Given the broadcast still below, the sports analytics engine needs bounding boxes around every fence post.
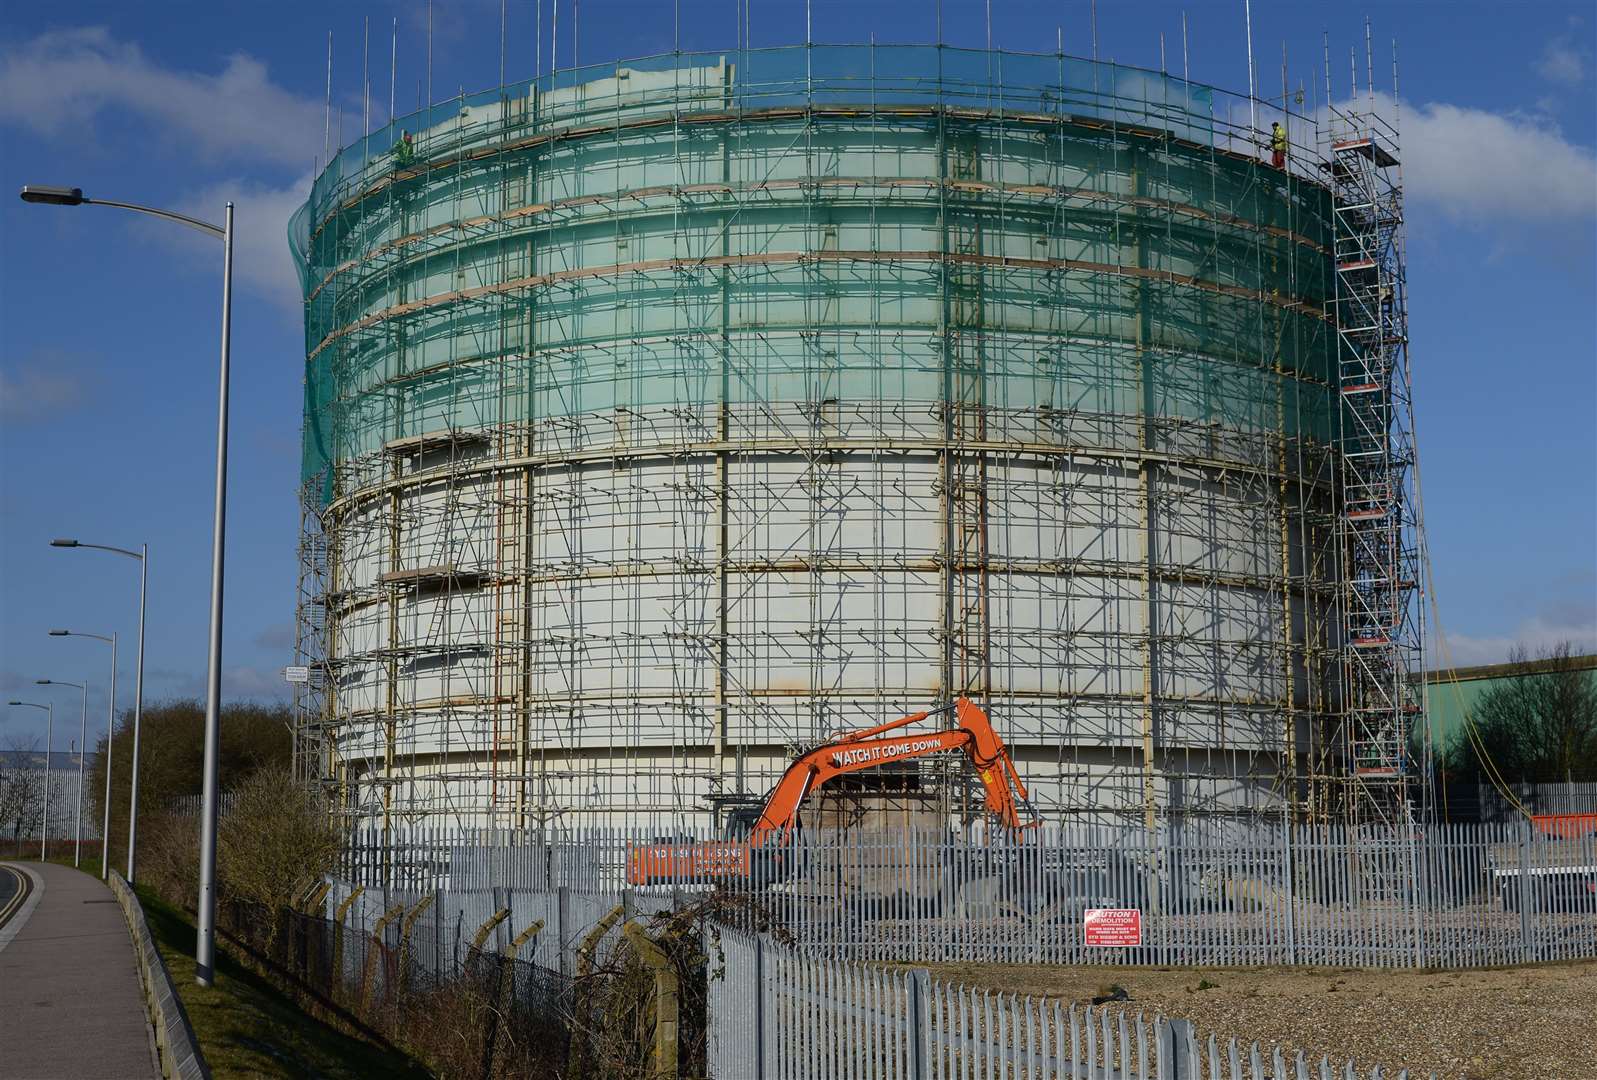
[557,886,572,978]
[1283,819,1297,966]
[361,902,407,1015]
[908,967,930,1080]
[1408,829,1425,969]
[1157,822,1169,966]
[397,894,434,994]
[331,885,365,1003]
[471,907,512,952]
[622,921,679,1080]
[485,918,546,1080]
[430,888,441,984]
[1160,1017,1194,1079]
[1518,819,1533,963]
[752,934,766,1080]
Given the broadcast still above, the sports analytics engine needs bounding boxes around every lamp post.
[23,184,234,985]
[52,540,147,882]
[6,701,52,859]
[50,630,116,878]
[37,679,89,867]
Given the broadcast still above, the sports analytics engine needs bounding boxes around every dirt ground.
[922,959,1597,1079]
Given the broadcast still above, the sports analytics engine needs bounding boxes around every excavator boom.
[627,697,1031,885]
[747,697,1028,845]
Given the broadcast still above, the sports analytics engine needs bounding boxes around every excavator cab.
[720,803,766,841]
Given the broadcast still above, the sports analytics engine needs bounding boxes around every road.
[0,862,29,928]
[0,861,158,1079]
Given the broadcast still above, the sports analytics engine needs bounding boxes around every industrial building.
[1424,652,1597,779]
[290,42,1423,833]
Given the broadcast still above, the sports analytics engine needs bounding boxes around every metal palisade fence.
[315,880,1431,1079]
[341,819,1597,970]
[319,876,677,982]
[706,925,1435,1080]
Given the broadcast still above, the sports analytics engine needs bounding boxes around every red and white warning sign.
[1083,907,1143,947]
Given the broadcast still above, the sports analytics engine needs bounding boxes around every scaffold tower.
[1324,100,1423,824]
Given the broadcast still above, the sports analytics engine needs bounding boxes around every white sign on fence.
[283,666,310,684]
[1084,907,1143,947]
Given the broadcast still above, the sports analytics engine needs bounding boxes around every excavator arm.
[626,697,1030,886]
[746,697,1031,845]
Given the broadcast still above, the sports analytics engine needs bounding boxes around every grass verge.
[134,886,430,1079]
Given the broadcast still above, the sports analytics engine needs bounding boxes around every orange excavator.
[627,697,1033,886]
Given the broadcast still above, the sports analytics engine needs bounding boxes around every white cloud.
[1216,90,1592,231]
[151,173,314,313]
[0,351,94,424]
[1438,614,1597,669]
[0,27,322,169]
[1342,92,1597,226]
[0,27,320,311]
[1536,26,1591,87]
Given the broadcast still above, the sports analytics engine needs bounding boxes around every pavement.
[0,861,159,1080]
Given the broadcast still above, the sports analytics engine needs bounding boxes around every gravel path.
[923,959,1597,1079]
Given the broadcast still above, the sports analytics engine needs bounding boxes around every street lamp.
[52,540,147,882]
[50,630,116,879]
[23,184,234,986]
[18,186,84,205]
[36,679,89,868]
[7,700,53,860]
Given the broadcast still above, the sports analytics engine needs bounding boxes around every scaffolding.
[1324,94,1423,824]
[287,43,1392,834]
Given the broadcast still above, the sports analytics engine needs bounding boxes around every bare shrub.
[560,892,771,1079]
[217,765,343,930]
[0,736,46,855]
[139,811,200,910]
[88,698,293,875]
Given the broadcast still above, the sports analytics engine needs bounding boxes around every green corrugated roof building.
[1422,652,1597,761]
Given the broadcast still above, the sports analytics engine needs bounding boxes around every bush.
[139,811,200,910]
[218,766,343,925]
[89,698,294,876]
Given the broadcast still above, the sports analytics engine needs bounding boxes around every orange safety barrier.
[1532,813,1597,838]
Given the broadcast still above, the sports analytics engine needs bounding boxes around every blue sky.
[2,0,1594,748]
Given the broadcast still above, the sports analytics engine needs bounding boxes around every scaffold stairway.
[1325,106,1423,824]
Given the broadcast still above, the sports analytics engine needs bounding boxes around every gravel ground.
[922,959,1597,1079]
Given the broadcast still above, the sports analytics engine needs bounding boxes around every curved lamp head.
[20,186,84,206]
[48,629,69,637]
[51,539,80,548]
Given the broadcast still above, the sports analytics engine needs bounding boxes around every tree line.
[1435,641,1597,787]
[2,698,342,915]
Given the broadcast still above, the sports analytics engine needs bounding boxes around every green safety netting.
[291,44,1333,507]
